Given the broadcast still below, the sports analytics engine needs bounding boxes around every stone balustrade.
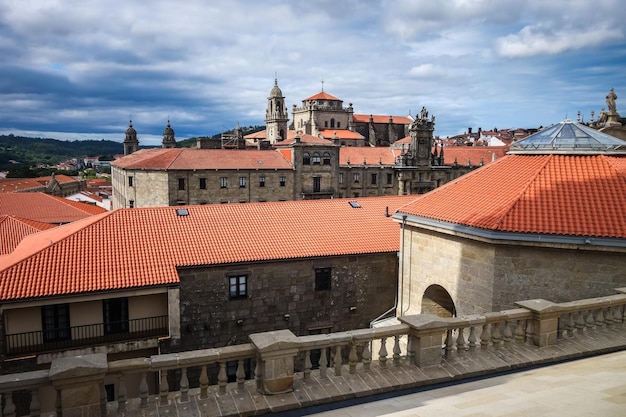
[2,289,626,417]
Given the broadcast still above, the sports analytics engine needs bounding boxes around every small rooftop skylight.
[349,201,361,208]
[176,208,189,216]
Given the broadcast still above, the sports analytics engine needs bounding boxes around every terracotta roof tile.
[274,133,333,146]
[398,154,626,238]
[0,215,55,255]
[318,129,365,140]
[0,193,106,224]
[353,114,413,125]
[0,196,416,301]
[442,146,508,166]
[303,91,342,101]
[112,148,293,170]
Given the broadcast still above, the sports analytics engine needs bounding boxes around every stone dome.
[125,120,137,136]
[269,78,283,98]
[163,120,175,136]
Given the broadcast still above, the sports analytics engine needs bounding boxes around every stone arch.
[421,284,456,318]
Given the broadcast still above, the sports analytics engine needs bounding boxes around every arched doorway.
[421,285,456,317]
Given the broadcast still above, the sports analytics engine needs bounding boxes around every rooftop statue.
[606,88,617,113]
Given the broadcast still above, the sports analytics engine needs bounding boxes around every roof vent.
[176,208,189,216]
[348,201,361,208]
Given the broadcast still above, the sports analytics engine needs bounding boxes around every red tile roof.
[442,146,508,166]
[274,133,333,146]
[397,154,626,238]
[0,196,417,301]
[318,129,365,140]
[111,148,293,170]
[340,147,398,165]
[303,91,342,101]
[0,178,45,192]
[0,215,55,255]
[353,114,413,125]
[0,193,107,224]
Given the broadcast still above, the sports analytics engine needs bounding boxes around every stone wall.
[170,253,398,353]
[401,225,626,317]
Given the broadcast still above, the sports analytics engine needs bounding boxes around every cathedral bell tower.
[265,78,289,143]
[409,107,435,166]
[162,120,176,148]
[123,119,139,155]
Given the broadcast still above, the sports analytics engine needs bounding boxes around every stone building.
[393,120,626,317]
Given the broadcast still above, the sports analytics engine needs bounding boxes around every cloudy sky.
[1,0,625,146]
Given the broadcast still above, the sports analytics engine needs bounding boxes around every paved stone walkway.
[295,350,626,416]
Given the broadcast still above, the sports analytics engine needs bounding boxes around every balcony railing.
[4,315,168,356]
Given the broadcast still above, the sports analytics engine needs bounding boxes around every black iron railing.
[5,316,168,356]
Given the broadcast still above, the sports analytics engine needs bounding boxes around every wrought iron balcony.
[4,315,168,356]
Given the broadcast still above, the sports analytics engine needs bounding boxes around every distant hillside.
[178,125,266,148]
[0,134,123,171]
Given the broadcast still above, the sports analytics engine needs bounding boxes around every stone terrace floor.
[113,325,626,417]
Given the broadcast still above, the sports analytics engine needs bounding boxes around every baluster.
[575,311,586,334]
[379,337,388,368]
[557,315,565,339]
[218,362,227,395]
[468,325,477,349]
[525,319,534,342]
[586,309,595,329]
[199,365,209,399]
[319,347,328,378]
[334,345,343,376]
[514,320,526,343]
[362,341,372,371]
[393,335,402,366]
[304,350,312,382]
[159,369,169,406]
[566,313,575,337]
[480,323,490,350]
[614,305,623,324]
[118,374,128,411]
[180,367,189,402]
[456,327,466,352]
[4,392,16,417]
[491,322,502,349]
[349,343,358,374]
[596,308,605,327]
[236,359,246,390]
[604,307,614,326]
[406,335,415,365]
[255,358,263,390]
[138,372,149,407]
[30,388,41,417]
[503,321,513,346]
[444,329,454,356]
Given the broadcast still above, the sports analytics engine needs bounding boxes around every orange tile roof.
[318,129,365,140]
[274,133,333,146]
[353,114,413,125]
[0,193,106,224]
[0,196,417,301]
[0,178,45,192]
[442,146,508,166]
[340,147,398,166]
[303,91,342,101]
[397,154,626,239]
[0,215,55,255]
[112,148,293,170]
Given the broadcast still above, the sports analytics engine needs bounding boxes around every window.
[313,176,321,192]
[280,176,286,187]
[354,173,360,183]
[387,173,393,185]
[239,177,246,188]
[323,152,331,165]
[324,121,328,127]
[303,153,311,165]
[103,298,129,335]
[312,152,321,165]
[229,275,247,299]
[339,173,343,184]
[220,177,227,188]
[330,118,335,128]
[199,178,206,190]
[371,173,377,185]
[128,176,133,187]
[259,175,265,187]
[315,268,332,291]
[42,304,70,342]
[337,122,341,128]
[178,178,185,191]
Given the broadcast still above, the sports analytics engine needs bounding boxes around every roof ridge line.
[492,154,554,230]
[166,148,186,169]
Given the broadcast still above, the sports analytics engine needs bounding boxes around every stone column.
[249,329,299,395]
[48,354,108,417]
[515,299,560,347]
